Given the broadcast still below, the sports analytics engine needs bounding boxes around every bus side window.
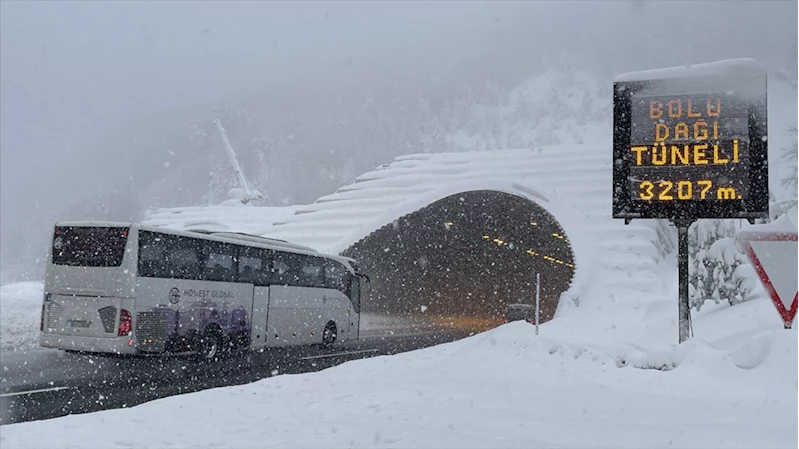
[138,231,167,278]
[167,237,202,280]
[202,242,235,282]
[324,260,347,294]
[299,256,324,288]
[271,254,291,286]
[238,251,263,284]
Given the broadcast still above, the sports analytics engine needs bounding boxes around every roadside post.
[535,272,540,336]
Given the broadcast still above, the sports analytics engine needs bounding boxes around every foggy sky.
[1,1,796,258]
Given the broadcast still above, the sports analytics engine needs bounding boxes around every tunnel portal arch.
[342,189,575,330]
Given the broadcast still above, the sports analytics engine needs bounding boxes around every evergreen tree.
[688,219,752,310]
[779,126,798,213]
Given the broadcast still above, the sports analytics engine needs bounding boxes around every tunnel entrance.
[342,190,575,333]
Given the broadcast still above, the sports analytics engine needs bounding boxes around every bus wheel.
[197,328,223,362]
[322,321,337,347]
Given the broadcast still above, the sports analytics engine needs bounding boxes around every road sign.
[612,58,769,222]
[736,216,798,329]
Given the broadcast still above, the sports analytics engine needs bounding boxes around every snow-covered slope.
[3,292,794,449]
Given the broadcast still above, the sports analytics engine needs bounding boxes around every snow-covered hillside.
[2,289,794,449]
[143,65,796,312]
[0,282,43,353]
[446,66,797,204]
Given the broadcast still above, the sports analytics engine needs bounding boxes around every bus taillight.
[118,309,132,336]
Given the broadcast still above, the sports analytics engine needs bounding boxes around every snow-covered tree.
[779,126,798,213]
[688,220,753,310]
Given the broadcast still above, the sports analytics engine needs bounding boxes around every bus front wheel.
[322,321,337,347]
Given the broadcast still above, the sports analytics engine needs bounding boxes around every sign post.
[535,272,540,336]
[612,59,769,343]
[675,219,693,342]
[736,216,798,329]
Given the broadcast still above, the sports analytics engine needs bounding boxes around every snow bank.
[0,282,43,353]
[2,291,795,449]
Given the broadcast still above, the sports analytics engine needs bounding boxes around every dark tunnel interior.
[342,190,575,332]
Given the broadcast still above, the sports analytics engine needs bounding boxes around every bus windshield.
[51,226,130,267]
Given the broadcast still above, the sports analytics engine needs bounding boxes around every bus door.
[349,275,362,340]
[239,248,269,350]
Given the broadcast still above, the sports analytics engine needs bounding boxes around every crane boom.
[213,119,262,204]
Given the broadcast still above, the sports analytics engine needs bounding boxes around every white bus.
[39,222,368,361]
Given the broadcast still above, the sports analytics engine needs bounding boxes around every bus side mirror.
[360,274,372,292]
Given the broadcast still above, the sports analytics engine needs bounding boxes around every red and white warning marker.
[736,215,798,329]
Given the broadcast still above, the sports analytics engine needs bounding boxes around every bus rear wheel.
[196,328,224,362]
[322,322,337,347]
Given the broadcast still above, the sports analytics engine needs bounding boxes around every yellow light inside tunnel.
[483,235,490,240]
[444,222,453,226]
[552,233,564,239]
[565,263,574,268]
[530,222,537,226]
[493,239,504,245]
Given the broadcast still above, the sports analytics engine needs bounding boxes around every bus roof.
[53,221,357,271]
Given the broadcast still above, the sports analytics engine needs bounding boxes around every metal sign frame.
[612,77,769,222]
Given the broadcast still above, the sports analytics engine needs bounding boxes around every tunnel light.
[565,263,574,268]
[444,222,453,226]
[552,233,564,239]
[483,235,490,239]
[493,239,504,245]
[530,222,537,226]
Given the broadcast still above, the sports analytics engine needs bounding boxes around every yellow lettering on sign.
[687,100,701,118]
[706,98,721,117]
[667,99,683,118]
[693,144,708,165]
[674,123,689,140]
[671,145,689,165]
[658,181,674,200]
[693,120,708,140]
[655,123,669,141]
[698,180,713,199]
[652,143,667,166]
[717,187,737,200]
[632,146,648,166]
[677,181,692,200]
[639,181,655,200]
[713,144,728,164]
[649,101,663,119]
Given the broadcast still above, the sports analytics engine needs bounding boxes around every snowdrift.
[2,291,795,449]
[0,282,44,353]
